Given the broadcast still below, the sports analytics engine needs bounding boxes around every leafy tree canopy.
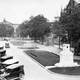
[0,23,14,37]
[17,15,51,40]
[28,15,51,40]
[59,2,80,44]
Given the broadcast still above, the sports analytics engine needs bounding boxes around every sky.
[0,0,79,24]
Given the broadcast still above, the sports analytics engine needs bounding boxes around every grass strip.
[25,50,80,75]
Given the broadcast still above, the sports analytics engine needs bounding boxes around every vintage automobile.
[0,42,24,80]
[0,45,6,57]
[5,42,10,48]
[5,65,24,80]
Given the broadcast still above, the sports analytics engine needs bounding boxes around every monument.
[27,35,31,40]
[55,44,78,67]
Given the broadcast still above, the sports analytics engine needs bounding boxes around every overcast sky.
[0,0,79,24]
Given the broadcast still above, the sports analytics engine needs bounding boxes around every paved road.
[6,43,80,80]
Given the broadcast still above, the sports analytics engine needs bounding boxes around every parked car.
[0,44,6,57]
[5,42,10,48]
[5,65,24,80]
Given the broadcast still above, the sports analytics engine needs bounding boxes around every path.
[5,42,80,80]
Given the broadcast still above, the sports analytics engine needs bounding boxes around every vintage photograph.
[0,0,80,80]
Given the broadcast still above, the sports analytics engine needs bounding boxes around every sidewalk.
[35,43,61,55]
[6,43,80,80]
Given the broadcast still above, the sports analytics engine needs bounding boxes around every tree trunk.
[59,36,60,49]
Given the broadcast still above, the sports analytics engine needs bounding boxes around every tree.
[18,15,51,41]
[59,0,80,45]
[17,14,51,43]
[0,24,6,37]
[0,23,14,37]
[17,21,29,37]
[28,15,51,42]
[51,21,65,48]
[59,0,80,55]
[5,24,14,37]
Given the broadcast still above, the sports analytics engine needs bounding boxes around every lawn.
[49,66,80,75]
[19,46,39,49]
[25,50,80,75]
[11,41,26,46]
[25,50,59,66]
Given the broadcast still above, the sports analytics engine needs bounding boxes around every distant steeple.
[66,0,76,9]
[63,0,77,14]
[60,0,79,17]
